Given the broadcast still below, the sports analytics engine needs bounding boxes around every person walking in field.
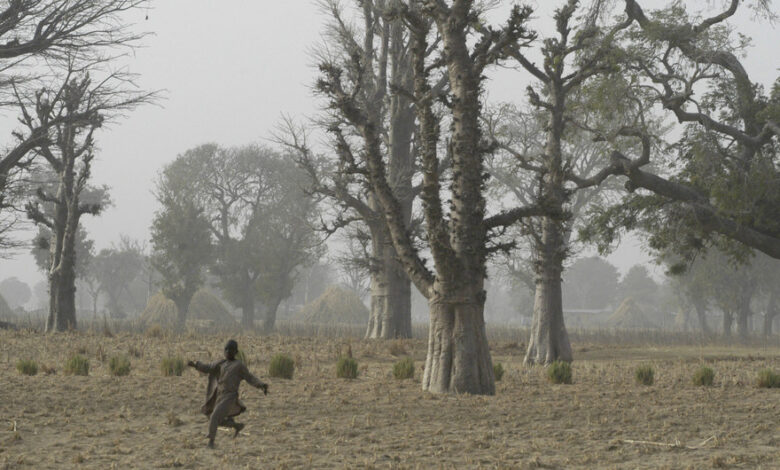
[188,339,268,448]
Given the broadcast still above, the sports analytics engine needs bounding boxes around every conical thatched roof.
[608,297,658,329]
[293,285,368,325]
[140,289,237,328]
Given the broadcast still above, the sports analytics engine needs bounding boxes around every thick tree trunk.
[423,286,494,395]
[764,293,777,336]
[525,219,572,365]
[262,295,284,333]
[173,294,192,330]
[240,284,255,329]
[366,230,412,339]
[46,204,79,332]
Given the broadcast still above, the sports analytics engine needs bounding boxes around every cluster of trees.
[150,144,322,331]
[292,0,779,395]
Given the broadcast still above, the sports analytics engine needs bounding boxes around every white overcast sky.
[1,0,778,287]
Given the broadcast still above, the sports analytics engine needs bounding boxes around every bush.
[269,354,295,379]
[493,362,505,382]
[692,366,714,386]
[336,356,358,379]
[236,349,249,366]
[65,354,89,376]
[635,364,654,386]
[161,356,185,377]
[393,357,415,380]
[757,369,780,388]
[109,355,131,377]
[16,359,38,376]
[547,360,572,384]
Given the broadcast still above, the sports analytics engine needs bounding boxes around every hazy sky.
[1,0,778,288]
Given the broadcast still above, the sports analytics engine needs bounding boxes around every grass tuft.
[336,356,358,379]
[160,356,185,377]
[65,354,89,376]
[392,357,415,380]
[756,369,780,388]
[269,353,295,379]
[108,355,131,376]
[547,360,573,384]
[692,366,714,386]
[16,359,38,376]
[493,362,505,382]
[635,364,655,386]
[236,349,249,366]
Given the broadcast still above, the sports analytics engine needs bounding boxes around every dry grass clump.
[108,355,131,376]
[692,366,715,386]
[635,364,655,386]
[388,340,407,357]
[160,356,185,377]
[145,323,166,338]
[336,356,359,379]
[16,359,38,376]
[65,354,89,376]
[547,361,572,384]
[392,357,415,380]
[756,369,780,388]
[269,353,295,379]
[493,362,505,382]
[236,349,249,366]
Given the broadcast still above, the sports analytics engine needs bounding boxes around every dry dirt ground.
[1,329,779,469]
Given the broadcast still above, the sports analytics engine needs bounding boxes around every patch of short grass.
[547,360,572,384]
[65,354,89,376]
[336,356,358,379]
[16,359,38,376]
[236,349,249,366]
[756,369,780,388]
[160,356,185,377]
[692,366,714,386]
[635,364,654,386]
[108,355,131,377]
[392,357,415,380]
[268,353,295,379]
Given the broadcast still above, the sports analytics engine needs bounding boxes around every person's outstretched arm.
[188,360,221,374]
[240,363,268,394]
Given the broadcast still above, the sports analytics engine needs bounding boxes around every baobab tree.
[316,1,543,394]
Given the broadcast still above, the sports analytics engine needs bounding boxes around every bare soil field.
[1,329,779,469]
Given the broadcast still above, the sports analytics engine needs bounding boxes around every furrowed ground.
[1,328,779,469]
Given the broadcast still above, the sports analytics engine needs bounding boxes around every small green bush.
[236,349,249,366]
[692,366,714,386]
[493,362,505,382]
[757,369,780,388]
[65,354,89,376]
[269,353,295,379]
[161,356,185,377]
[547,360,572,384]
[635,364,655,386]
[16,359,38,376]
[109,355,131,377]
[336,356,358,379]
[393,357,415,380]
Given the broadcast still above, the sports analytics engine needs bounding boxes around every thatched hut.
[608,297,658,329]
[140,289,238,329]
[293,285,368,325]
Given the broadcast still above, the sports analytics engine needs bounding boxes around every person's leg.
[207,398,233,447]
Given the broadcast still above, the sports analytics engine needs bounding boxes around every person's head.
[224,339,238,360]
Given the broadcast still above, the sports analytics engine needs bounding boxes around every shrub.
[692,366,714,386]
[65,354,89,376]
[336,356,358,379]
[109,355,131,377]
[635,364,654,386]
[493,362,505,382]
[16,359,38,376]
[393,357,415,380]
[161,356,185,377]
[269,354,295,379]
[236,349,249,366]
[547,361,572,384]
[757,369,780,388]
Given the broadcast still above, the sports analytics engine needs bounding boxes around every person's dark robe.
[194,359,266,418]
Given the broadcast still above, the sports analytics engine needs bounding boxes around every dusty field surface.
[1,329,779,469]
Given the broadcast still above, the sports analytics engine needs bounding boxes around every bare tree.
[23,66,152,332]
